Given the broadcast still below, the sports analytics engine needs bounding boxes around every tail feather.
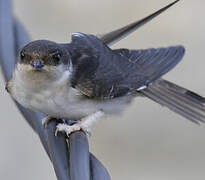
[142,79,205,124]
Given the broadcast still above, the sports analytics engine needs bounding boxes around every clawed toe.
[43,111,103,137]
[54,123,92,137]
[55,123,81,137]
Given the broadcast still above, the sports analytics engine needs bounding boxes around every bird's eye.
[20,51,25,59]
[52,53,62,64]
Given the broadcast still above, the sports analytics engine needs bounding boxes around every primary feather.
[142,80,205,124]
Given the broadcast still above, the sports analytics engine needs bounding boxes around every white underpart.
[55,111,104,136]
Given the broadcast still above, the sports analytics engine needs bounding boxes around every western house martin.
[6,0,205,136]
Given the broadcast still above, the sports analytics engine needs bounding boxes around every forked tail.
[142,79,205,124]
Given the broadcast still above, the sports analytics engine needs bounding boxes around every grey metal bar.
[0,0,16,79]
[69,131,90,180]
[46,120,71,180]
[14,19,31,55]
[90,154,111,180]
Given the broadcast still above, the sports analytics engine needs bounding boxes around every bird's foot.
[55,122,91,137]
[55,110,104,137]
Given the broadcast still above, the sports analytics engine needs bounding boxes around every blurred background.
[1,0,205,179]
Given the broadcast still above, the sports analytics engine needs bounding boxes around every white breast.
[9,70,97,119]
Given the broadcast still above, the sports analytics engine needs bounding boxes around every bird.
[6,0,205,136]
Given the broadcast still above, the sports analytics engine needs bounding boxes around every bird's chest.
[11,81,97,119]
[12,82,63,111]
[26,88,64,114]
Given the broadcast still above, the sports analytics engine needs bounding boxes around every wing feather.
[70,33,185,99]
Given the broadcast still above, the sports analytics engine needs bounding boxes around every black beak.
[31,60,44,69]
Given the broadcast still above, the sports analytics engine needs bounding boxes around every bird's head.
[16,40,72,86]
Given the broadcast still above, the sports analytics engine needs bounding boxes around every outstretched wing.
[70,33,185,99]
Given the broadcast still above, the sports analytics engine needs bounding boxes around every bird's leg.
[55,111,104,137]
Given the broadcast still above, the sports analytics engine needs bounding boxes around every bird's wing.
[70,33,185,99]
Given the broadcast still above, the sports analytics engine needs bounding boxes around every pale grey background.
[1,0,205,179]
